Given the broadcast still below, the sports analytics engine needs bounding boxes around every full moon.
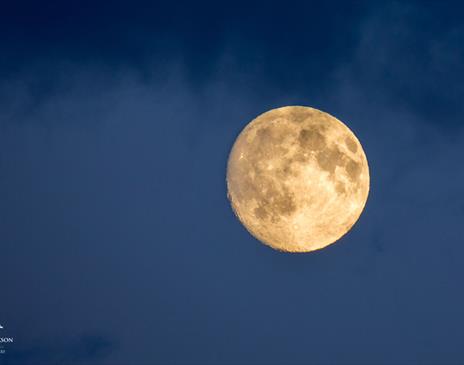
[226,106,370,253]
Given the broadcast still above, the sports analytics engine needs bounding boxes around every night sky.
[2,1,464,364]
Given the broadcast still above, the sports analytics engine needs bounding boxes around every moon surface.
[226,106,369,253]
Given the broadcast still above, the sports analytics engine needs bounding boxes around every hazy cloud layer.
[6,334,117,365]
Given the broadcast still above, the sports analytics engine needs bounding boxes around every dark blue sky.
[1,1,464,364]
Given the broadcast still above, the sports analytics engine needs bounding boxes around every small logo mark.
[0,324,13,355]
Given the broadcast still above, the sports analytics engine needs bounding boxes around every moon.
[226,106,369,253]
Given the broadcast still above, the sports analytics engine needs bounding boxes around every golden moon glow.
[226,106,370,253]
